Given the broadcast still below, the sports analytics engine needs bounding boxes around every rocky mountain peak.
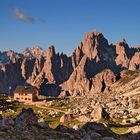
[114,38,132,68]
[22,46,47,59]
[82,30,109,59]
[93,29,101,36]
[0,50,21,64]
[116,38,130,53]
[0,29,140,96]
[120,38,127,44]
[47,45,56,59]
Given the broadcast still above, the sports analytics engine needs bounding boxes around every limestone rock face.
[0,29,139,96]
[0,59,25,93]
[129,52,140,70]
[115,39,130,68]
[21,58,36,80]
[32,46,73,86]
[30,46,73,97]
[27,56,45,84]
[110,70,140,96]
[81,30,117,69]
[90,69,116,94]
[61,68,116,96]
[71,43,84,69]
[61,56,90,96]
[82,30,109,60]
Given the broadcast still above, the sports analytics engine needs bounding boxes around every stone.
[82,30,109,59]
[80,107,90,114]
[1,116,14,129]
[102,137,116,140]
[60,114,73,123]
[90,132,102,139]
[128,126,140,133]
[14,108,38,130]
[136,115,140,121]
[129,118,136,124]
[81,134,92,140]
[73,125,79,130]
[90,69,116,93]
[122,119,127,124]
[76,115,90,123]
[59,91,71,98]
[129,52,140,70]
[38,118,49,128]
[91,105,109,121]
[115,39,130,68]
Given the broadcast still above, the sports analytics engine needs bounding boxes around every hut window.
[25,98,27,100]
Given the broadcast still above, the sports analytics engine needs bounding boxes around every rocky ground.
[1,95,140,140]
[0,107,140,140]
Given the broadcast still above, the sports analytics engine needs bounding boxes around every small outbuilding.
[14,86,39,103]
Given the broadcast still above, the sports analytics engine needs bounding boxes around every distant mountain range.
[0,30,140,96]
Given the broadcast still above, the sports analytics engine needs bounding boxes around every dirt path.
[25,101,67,113]
[40,106,66,113]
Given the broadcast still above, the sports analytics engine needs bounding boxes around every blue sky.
[0,0,140,55]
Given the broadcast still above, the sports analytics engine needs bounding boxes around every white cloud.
[14,8,35,24]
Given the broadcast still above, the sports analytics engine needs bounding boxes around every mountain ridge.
[0,29,139,96]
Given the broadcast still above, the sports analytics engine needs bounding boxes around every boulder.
[128,126,140,133]
[76,115,90,123]
[38,118,49,128]
[60,114,73,123]
[91,105,109,121]
[73,124,79,130]
[14,108,38,130]
[1,116,14,129]
[82,122,117,138]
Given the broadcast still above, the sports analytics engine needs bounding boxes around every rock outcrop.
[91,105,110,121]
[61,68,116,96]
[114,39,130,68]
[129,52,140,70]
[90,69,116,94]
[61,55,90,96]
